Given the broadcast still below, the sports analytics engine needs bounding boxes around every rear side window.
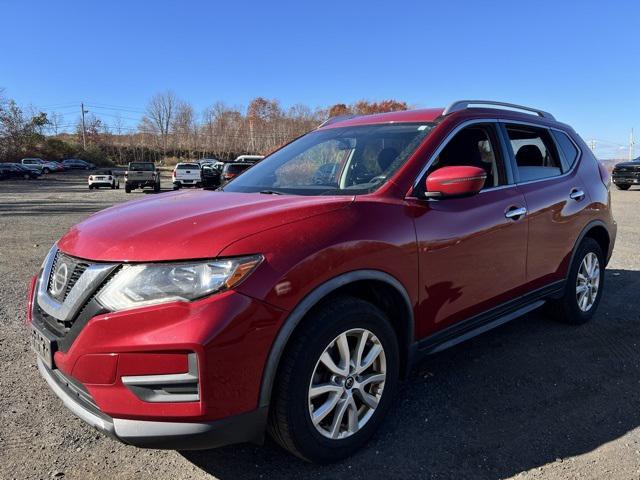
[505,125,563,182]
[551,130,579,170]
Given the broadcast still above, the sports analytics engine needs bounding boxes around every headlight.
[96,255,262,311]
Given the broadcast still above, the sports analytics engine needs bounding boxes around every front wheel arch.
[258,270,414,410]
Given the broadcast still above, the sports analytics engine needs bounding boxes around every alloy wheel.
[576,252,600,312]
[308,328,386,440]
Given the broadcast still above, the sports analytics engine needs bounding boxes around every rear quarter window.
[551,130,580,170]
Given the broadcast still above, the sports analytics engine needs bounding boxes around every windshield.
[223,123,433,195]
[129,163,155,171]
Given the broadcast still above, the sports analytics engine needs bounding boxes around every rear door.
[411,121,529,337]
[500,122,588,289]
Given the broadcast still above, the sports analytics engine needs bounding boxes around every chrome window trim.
[409,117,585,198]
[37,245,118,322]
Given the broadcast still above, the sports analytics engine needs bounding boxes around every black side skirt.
[411,280,565,362]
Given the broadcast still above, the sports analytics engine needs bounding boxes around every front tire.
[548,237,604,325]
[268,296,399,463]
[125,183,131,193]
[615,184,631,190]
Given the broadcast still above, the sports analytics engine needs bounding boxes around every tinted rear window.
[177,164,199,169]
[226,164,250,174]
[129,163,154,171]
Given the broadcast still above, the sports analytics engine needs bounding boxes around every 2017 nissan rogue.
[27,100,616,463]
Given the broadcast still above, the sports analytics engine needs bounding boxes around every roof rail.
[442,100,555,120]
[318,114,358,128]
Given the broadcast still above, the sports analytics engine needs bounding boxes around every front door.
[410,122,529,339]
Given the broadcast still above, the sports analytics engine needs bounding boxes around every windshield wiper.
[259,190,284,195]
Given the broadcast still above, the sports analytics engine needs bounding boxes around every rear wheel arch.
[570,221,611,268]
[258,270,414,409]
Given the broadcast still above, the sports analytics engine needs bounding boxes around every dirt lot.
[1,172,639,480]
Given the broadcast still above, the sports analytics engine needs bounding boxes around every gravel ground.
[1,172,639,480]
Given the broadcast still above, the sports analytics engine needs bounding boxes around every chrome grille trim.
[37,246,118,322]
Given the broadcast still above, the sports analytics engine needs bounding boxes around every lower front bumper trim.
[37,358,267,450]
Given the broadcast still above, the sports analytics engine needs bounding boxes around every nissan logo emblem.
[50,263,68,297]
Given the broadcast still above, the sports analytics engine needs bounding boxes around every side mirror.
[424,166,486,199]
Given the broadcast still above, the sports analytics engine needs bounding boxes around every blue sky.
[1,0,638,158]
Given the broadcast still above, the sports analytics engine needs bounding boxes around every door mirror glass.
[425,166,486,198]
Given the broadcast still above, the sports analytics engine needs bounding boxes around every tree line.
[0,89,409,165]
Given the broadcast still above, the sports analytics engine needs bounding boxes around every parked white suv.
[235,155,265,163]
[172,162,202,189]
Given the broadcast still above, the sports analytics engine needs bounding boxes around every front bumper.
[612,173,640,184]
[29,246,287,449]
[37,358,267,449]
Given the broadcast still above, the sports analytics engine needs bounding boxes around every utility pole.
[589,140,596,152]
[629,128,635,161]
[80,102,88,150]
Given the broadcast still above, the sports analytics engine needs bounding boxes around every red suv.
[27,100,616,463]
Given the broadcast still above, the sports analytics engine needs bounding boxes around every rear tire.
[615,184,631,190]
[268,296,399,463]
[547,237,604,325]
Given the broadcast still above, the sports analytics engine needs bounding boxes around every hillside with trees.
[0,89,409,166]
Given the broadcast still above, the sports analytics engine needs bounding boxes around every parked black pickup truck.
[612,158,640,190]
[124,162,161,193]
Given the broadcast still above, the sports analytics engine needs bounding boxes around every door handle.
[569,189,585,201]
[505,206,527,220]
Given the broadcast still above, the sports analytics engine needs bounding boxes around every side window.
[505,125,563,182]
[427,124,506,189]
[551,130,579,170]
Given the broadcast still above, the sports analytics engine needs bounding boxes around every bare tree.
[75,113,104,145]
[48,112,64,135]
[140,91,178,158]
[171,101,197,155]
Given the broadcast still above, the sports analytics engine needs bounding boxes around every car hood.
[57,190,353,261]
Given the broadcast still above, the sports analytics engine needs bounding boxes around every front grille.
[46,252,90,301]
[64,262,89,299]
